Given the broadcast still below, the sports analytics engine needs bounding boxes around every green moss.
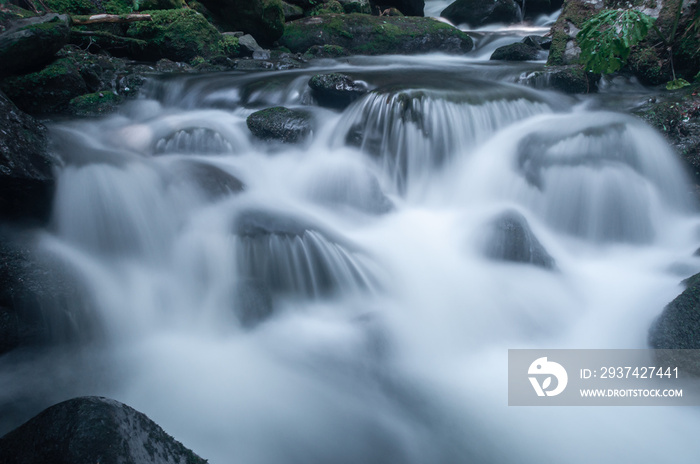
[68,91,123,116]
[43,0,99,15]
[221,34,239,57]
[103,0,134,14]
[310,0,344,15]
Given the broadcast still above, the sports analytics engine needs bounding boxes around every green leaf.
[666,78,691,90]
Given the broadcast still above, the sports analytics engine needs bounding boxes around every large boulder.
[246,106,314,143]
[440,0,520,27]
[308,73,368,109]
[370,0,424,16]
[195,0,285,45]
[515,0,564,19]
[280,13,473,55]
[483,211,555,269]
[0,396,208,464]
[0,90,54,223]
[518,64,597,94]
[125,9,239,62]
[0,13,70,77]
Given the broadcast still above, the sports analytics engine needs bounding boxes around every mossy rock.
[136,0,184,10]
[440,0,519,27]
[309,0,344,15]
[246,106,314,143]
[303,43,350,59]
[308,72,368,108]
[0,13,71,76]
[0,56,88,115]
[126,9,236,62]
[195,0,285,45]
[546,0,601,66]
[490,43,541,61]
[281,13,473,55]
[339,0,371,14]
[42,0,101,15]
[67,91,124,117]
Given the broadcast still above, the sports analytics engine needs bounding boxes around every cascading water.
[2,51,700,464]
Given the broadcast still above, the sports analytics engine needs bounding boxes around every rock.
[0,396,208,464]
[67,91,124,117]
[42,0,101,15]
[247,106,314,143]
[308,73,368,109]
[490,42,541,61]
[338,0,372,14]
[0,57,88,115]
[440,0,520,27]
[137,0,184,9]
[546,0,604,67]
[303,44,350,59]
[649,273,700,374]
[519,65,596,94]
[168,160,245,200]
[632,85,700,187]
[281,0,305,20]
[281,13,473,55]
[522,35,551,50]
[0,90,55,223]
[516,0,564,19]
[238,33,265,57]
[0,13,70,77]
[196,0,285,46]
[125,9,238,62]
[309,0,345,14]
[483,211,555,269]
[370,0,424,16]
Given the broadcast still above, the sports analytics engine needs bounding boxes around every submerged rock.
[247,106,314,143]
[0,396,208,464]
[308,73,368,109]
[280,13,473,55]
[483,211,555,269]
[490,43,541,61]
[0,90,54,223]
[441,0,520,27]
[0,13,70,77]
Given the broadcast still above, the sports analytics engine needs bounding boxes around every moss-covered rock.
[67,91,124,117]
[0,56,88,115]
[490,42,541,61]
[137,0,184,10]
[0,396,209,464]
[247,106,314,143]
[282,0,305,20]
[43,0,101,15]
[281,13,473,55]
[303,43,350,59]
[522,65,597,93]
[0,13,70,77]
[309,0,344,15]
[441,0,520,27]
[546,0,602,66]
[370,0,424,16]
[339,0,371,14]
[125,9,237,62]
[196,0,285,45]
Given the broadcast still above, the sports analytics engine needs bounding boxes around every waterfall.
[2,53,699,464]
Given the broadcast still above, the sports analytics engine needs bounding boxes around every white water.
[3,54,700,463]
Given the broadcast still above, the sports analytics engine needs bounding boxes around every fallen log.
[72,14,152,25]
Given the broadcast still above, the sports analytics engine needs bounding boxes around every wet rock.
[441,0,520,27]
[0,396,208,464]
[516,0,564,19]
[281,0,305,20]
[370,0,424,16]
[169,160,245,200]
[519,65,597,94]
[483,211,555,269]
[67,91,123,117]
[247,106,314,143]
[308,73,368,109]
[0,90,54,223]
[238,33,265,57]
[490,43,541,61]
[522,35,551,50]
[303,44,350,59]
[137,0,184,9]
[0,57,88,115]
[339,0,372,14]
[649,272,700,374]
[281,13,473,55]
[196,0,285,46]
[0,13,70,77]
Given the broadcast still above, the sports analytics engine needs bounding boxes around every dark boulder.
[0,396,207,464]
[238,33,265,57]
[281,0,305,20]
[0,90,54,223]
[339,0,372,14]
[483,211,555,269]
[370,0,424,16]
[516,0,564,19]
[168,160,245,200]
[303,44,350,59]
[649,272,700,374]
[522,35,551,50]
[441,0,520,27]
[519,65,596,94]
[0,13,70,77]
[195,0,285,46]
[490,42,541,61]
[247,106,314,143]
[0,57,88,116]
[281,13,473,55]
[308,73,368,109]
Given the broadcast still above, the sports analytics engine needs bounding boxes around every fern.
[577,9,656,74]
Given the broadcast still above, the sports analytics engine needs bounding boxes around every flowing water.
[2,24,700,464]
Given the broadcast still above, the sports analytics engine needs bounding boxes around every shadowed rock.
[441,0,520,27]
[0,396,207,464]
[484,211,555,269]
[0,14,70,77]
[308,73,368,109]
[246,106,313,143]
[490,43,541,61]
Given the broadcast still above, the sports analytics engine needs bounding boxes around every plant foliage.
[577,9,656,74]
[666,78,690,90]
